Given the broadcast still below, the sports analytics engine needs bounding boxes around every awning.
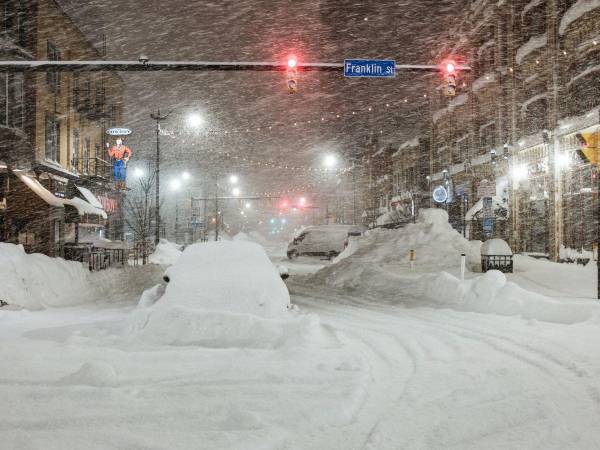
[92,238,128,249]
[76,186,105,210]
[14,172,107,219]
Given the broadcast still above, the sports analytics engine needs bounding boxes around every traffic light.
[576,131,600,168]
[444,61,457,97]
[286,55,298,94]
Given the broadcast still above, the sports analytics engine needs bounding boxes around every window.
[72,72,80,109]
[45,113,60,162]
[480,122,496,151]
[46,41,61,93]
[9,72,24,129]
[522,97,548,135]
[83,78,91,110]
[72,129,80,169]
[0,73,6,126]
[83,138,90,173]
[95,80,104,109]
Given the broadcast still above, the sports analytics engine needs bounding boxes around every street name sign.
[483,217,494,234]
[344,59,396,78]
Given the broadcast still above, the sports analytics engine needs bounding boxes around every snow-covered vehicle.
[287,225,362,259]
[161,240,291,317]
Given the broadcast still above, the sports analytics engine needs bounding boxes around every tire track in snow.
[290,282,600,448]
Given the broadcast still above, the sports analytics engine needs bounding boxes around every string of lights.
[249,182,322,197]
[161,98,418,139]
[179,145,354,173]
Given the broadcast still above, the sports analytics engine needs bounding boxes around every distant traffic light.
[576,131,600,168]
[286,55,298,94]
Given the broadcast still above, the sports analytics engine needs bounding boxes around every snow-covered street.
[3,243,600,449]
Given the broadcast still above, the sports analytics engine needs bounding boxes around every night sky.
[60,0,459,196]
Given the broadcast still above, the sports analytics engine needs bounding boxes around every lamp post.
[150,108,203,245]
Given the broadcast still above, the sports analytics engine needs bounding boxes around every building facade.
[0,0,125,257]
[424,0,600,260]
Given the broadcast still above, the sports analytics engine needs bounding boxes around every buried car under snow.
[160,241,291,318]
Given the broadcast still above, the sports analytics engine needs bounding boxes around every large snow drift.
[307,209,599,324]
[311,209,481,293]
[148,239,182,265]
[424,270,599,324]
[0,243,94,309]
[128,241,320,348]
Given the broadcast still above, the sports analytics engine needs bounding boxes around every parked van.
[287,225,362,259]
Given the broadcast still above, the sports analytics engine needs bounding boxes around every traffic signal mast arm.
[0,60,472,73]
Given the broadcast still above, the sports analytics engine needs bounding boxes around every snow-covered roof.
[15,172,67,208]
[92,238,128,249]
[481,239,512,256]
[15,172,107,219]
[516,34,547,65]
[559,0,600,35]
[67,197,108,219]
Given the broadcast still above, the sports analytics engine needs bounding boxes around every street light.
[229,175,239,184]
[324,154,337,169]
[181,171,191,181]
[170,178,182,191]
[187,113,204,128]
[232,187,241,197]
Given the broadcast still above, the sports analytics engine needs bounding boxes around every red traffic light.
[287,56,297,69]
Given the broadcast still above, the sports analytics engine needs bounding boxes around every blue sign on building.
[483,217,494,234]
[344,59,396,78]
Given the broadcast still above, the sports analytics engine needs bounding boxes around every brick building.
[0,0,125,257]
[424,0,600,260]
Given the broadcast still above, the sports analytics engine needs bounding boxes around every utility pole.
[150,109,169,245]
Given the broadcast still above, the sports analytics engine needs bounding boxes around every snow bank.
[127,307,321,348]
[481,239,512,256]
[0,243,94,310]
[422,270,599,324]
[312,209,481,292]
[127,241,321,348]
[148,239,182,265]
